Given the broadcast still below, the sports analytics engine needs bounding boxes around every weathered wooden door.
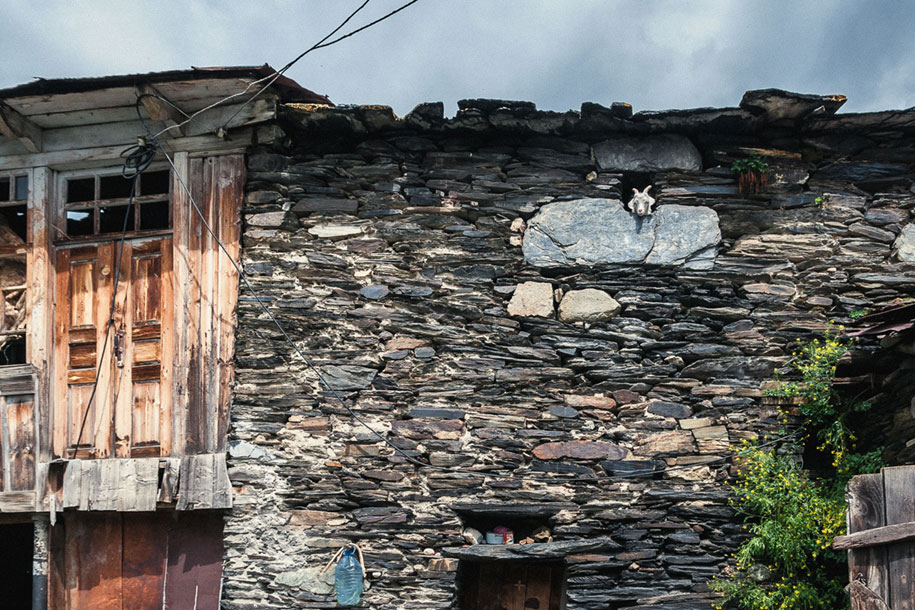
[48,512,224,610]
[461,562,565,610]
[53,237,173,458]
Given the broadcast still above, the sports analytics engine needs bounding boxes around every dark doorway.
[0,523,34,607]
[460,561,565,610]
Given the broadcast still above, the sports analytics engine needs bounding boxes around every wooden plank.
[91,242,113,458]
[0,100,43,152]
[6,395,35,490]
[158,458,180,503]
[846,474,888,606]
[0,124,283,171]
[170,152,190,457]
[200,157,218,452]
[835,520,915,550]
[548,564,564,610]
[61,459,81,508]
[0,490,36,511]
[526,563,553,610]
[164,512,225,610]
[212,451,232,509]
[0,395,9,492]
[52,248,71,457]
[122,513,168,610]
[177,453,213,510]
[48,520,67,610]
[184,158,205,454]
[849,579,892,610]
[883,466,915,610]
[113,240,133,458]
[67,514,123,610]
[28,166,53,463]
[214,154,244,453]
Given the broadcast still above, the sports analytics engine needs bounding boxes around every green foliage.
[848,309,868,320]
[731,155,770,175]
[712,331,883,610]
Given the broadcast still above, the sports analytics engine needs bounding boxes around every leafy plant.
[731,155,771,175]
[732,155,771,194]
[848,309,868,320]
[712,331,883,610]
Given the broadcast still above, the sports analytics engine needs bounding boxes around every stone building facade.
[222,91,915,609]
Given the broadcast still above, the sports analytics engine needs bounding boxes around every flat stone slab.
[523,199,720,268]
[443,538,619,561]
[593,135,701,172]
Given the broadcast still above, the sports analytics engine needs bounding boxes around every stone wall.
[222,90,915,610]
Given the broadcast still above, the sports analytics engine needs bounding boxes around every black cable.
[155,140,801,483]
[154,0,422,140]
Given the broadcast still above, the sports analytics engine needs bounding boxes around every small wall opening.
[1,206,28,365]
[458,561,565,610]
[0,523,34,608]
[619,172,655,207]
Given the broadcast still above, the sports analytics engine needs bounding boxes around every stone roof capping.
[282,88,915,138]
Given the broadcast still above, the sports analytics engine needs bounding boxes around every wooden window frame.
[54,165,173,244]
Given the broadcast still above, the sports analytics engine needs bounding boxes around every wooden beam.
[834,520,915,550]
[0,101,43,153]
[136,84,186,137]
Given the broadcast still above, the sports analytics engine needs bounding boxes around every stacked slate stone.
[222,90,915,610]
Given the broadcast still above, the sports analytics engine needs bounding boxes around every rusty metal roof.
[846,302,915,337]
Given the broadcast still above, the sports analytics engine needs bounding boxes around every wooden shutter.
[52,237,173,458]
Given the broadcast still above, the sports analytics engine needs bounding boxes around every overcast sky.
[2,0,913,117]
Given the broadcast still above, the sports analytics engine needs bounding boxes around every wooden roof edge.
[0,64,332,106]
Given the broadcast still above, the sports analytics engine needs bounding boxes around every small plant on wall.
[711,330,883,610]
[732,155,770,195]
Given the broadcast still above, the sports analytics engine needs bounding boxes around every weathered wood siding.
[46,153,243,461]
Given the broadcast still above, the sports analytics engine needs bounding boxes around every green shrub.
[712,331,883,610]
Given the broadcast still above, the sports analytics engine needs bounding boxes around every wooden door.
[48,512,224,610]
[52,237,173,458]
[461,562,564,610]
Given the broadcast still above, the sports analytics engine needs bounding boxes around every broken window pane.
[139,201,170,231]
[99,205,135,234]
[0,206,28,242]
[66,178,95,204]
[99,174,134,200]
[142,170,170,196]
[14,176,28,201]
[66,209,94,236]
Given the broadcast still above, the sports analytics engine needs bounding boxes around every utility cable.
[154,140,802,483]
[152,0,422,140]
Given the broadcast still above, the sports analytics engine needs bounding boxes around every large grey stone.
[592,135,702,172]
[522,199,720,268]
[558,289,622,322]
[895,224,915,262]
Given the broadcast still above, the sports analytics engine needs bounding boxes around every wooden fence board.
[883,466,915,610]
[846,473,889,604]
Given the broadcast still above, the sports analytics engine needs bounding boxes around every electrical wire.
[152,0,422,140]
[154,139,802,483]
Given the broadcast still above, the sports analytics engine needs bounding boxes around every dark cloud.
[1,0,912,116]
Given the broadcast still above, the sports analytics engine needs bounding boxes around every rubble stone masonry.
[221,91,915,609]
